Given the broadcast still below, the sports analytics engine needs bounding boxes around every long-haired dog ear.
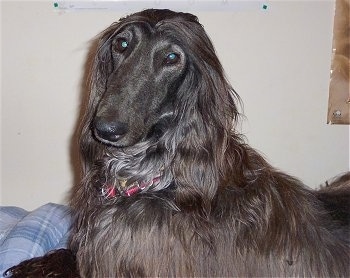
[90,23,120,106]
[78,23,121,172]
[167,21,242,215]
[171,73,239,215]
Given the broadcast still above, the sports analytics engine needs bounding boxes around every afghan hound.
[6,9,350,278]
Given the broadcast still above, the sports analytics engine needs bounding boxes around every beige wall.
[1,1,349,210]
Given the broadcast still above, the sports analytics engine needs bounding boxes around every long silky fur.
[7,9,348,278]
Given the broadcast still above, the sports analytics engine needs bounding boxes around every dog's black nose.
[93,117,128,142]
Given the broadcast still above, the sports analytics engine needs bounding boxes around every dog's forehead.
[114,21,187,48]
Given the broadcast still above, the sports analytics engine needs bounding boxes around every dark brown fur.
[6,9,350,278]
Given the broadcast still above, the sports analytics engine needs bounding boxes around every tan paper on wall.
[327,0,350,124]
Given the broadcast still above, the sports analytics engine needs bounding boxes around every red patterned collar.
[102,175,161,198]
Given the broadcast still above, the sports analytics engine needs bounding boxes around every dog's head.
[78,9,241,200]
[87,9,239,148]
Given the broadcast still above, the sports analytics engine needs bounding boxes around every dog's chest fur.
[74,177,346,277]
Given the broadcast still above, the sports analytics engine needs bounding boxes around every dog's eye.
[165,52,180,65]
[114,38,128,52]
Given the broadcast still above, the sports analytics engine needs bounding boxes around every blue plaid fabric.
[0,203,72,277]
